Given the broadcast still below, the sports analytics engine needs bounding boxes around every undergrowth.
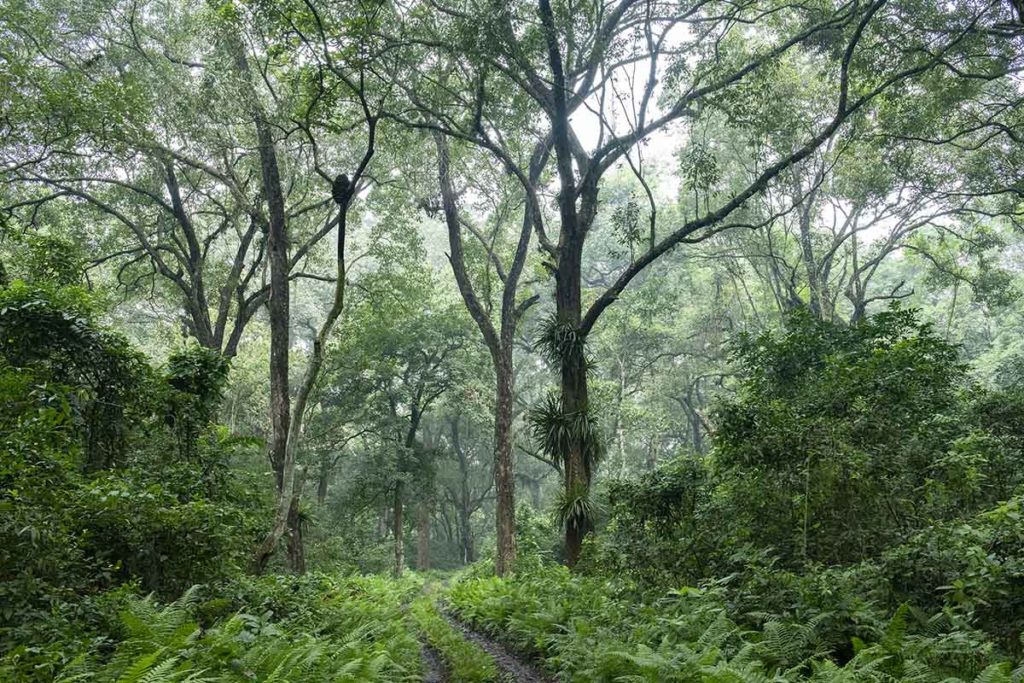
[19,574,425,683]
[446,558,1024,683]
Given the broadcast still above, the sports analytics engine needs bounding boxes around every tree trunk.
[557,266,591,568]
[458,502,475,564]
[249,104,292,573]
[451,417,479,566]
[645,440,658,471]
[416,498,431,571]
[251,170,357,572]
[317,459,331,506]
[799,196,824,319]
[377,502,387,541]
[286,493,305,574]
[436,132,540,577]
[691,410,704,453]
[393,482,405,578]
[614,357,626,476]
[493,351,517,575]
[251,169,354,572]
[539,0,600,565]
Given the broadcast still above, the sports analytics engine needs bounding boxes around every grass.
[409,591,499,683]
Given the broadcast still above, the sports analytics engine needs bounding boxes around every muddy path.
[420,641,449,683]
[404,584,450,683]
[440,610,553,683]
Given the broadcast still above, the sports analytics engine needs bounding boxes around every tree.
[390,0,1019,565]
[444,412,496,564]
[433,135,543,574]
[676,56,1023,325]
[323,263,470,576]
[0,1,344,357]
[216,3,382,573]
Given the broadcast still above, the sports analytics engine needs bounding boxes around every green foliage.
[554,481,601,534]
[529,392,605,476]
[878,497,1024,651]
[6,233,86,287]
[0,280,265,680]
[75,472,249,591]
[166,346,230,410]
[535,315,590,371]
[0,280,151,469]
[599,307,1019,583]
[446,558,1021,682]
[48,574,424,683]
[3,2,1023,681]
[165,345,231,462]
[597,456,711,584]
[569,307,1024,676]
[609,193,644,260]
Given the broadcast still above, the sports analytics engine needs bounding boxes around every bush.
[595,308,1024,586]
[0,280,267,678]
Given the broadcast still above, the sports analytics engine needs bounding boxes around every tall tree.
[391,0,1020,565]
[434,135,544,574]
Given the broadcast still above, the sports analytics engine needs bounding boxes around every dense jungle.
[1,0,1024,680]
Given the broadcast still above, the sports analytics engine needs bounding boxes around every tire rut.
[405,584,449,683]
[420,640,449,683]
[440,610,552,683]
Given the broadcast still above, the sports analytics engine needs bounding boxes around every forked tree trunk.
[435,132,544,577]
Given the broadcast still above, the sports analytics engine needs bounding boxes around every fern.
[54,575,423,683]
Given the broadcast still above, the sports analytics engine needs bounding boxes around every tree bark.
[458,502,476,564]
[797,175,826,319]
[377,502,387,542]
[493,350,517,574]
[552,183,599,567]
[556,245,592,567]
[316,461,330,506]
[451,416,479,565]
[249,102,292,573]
